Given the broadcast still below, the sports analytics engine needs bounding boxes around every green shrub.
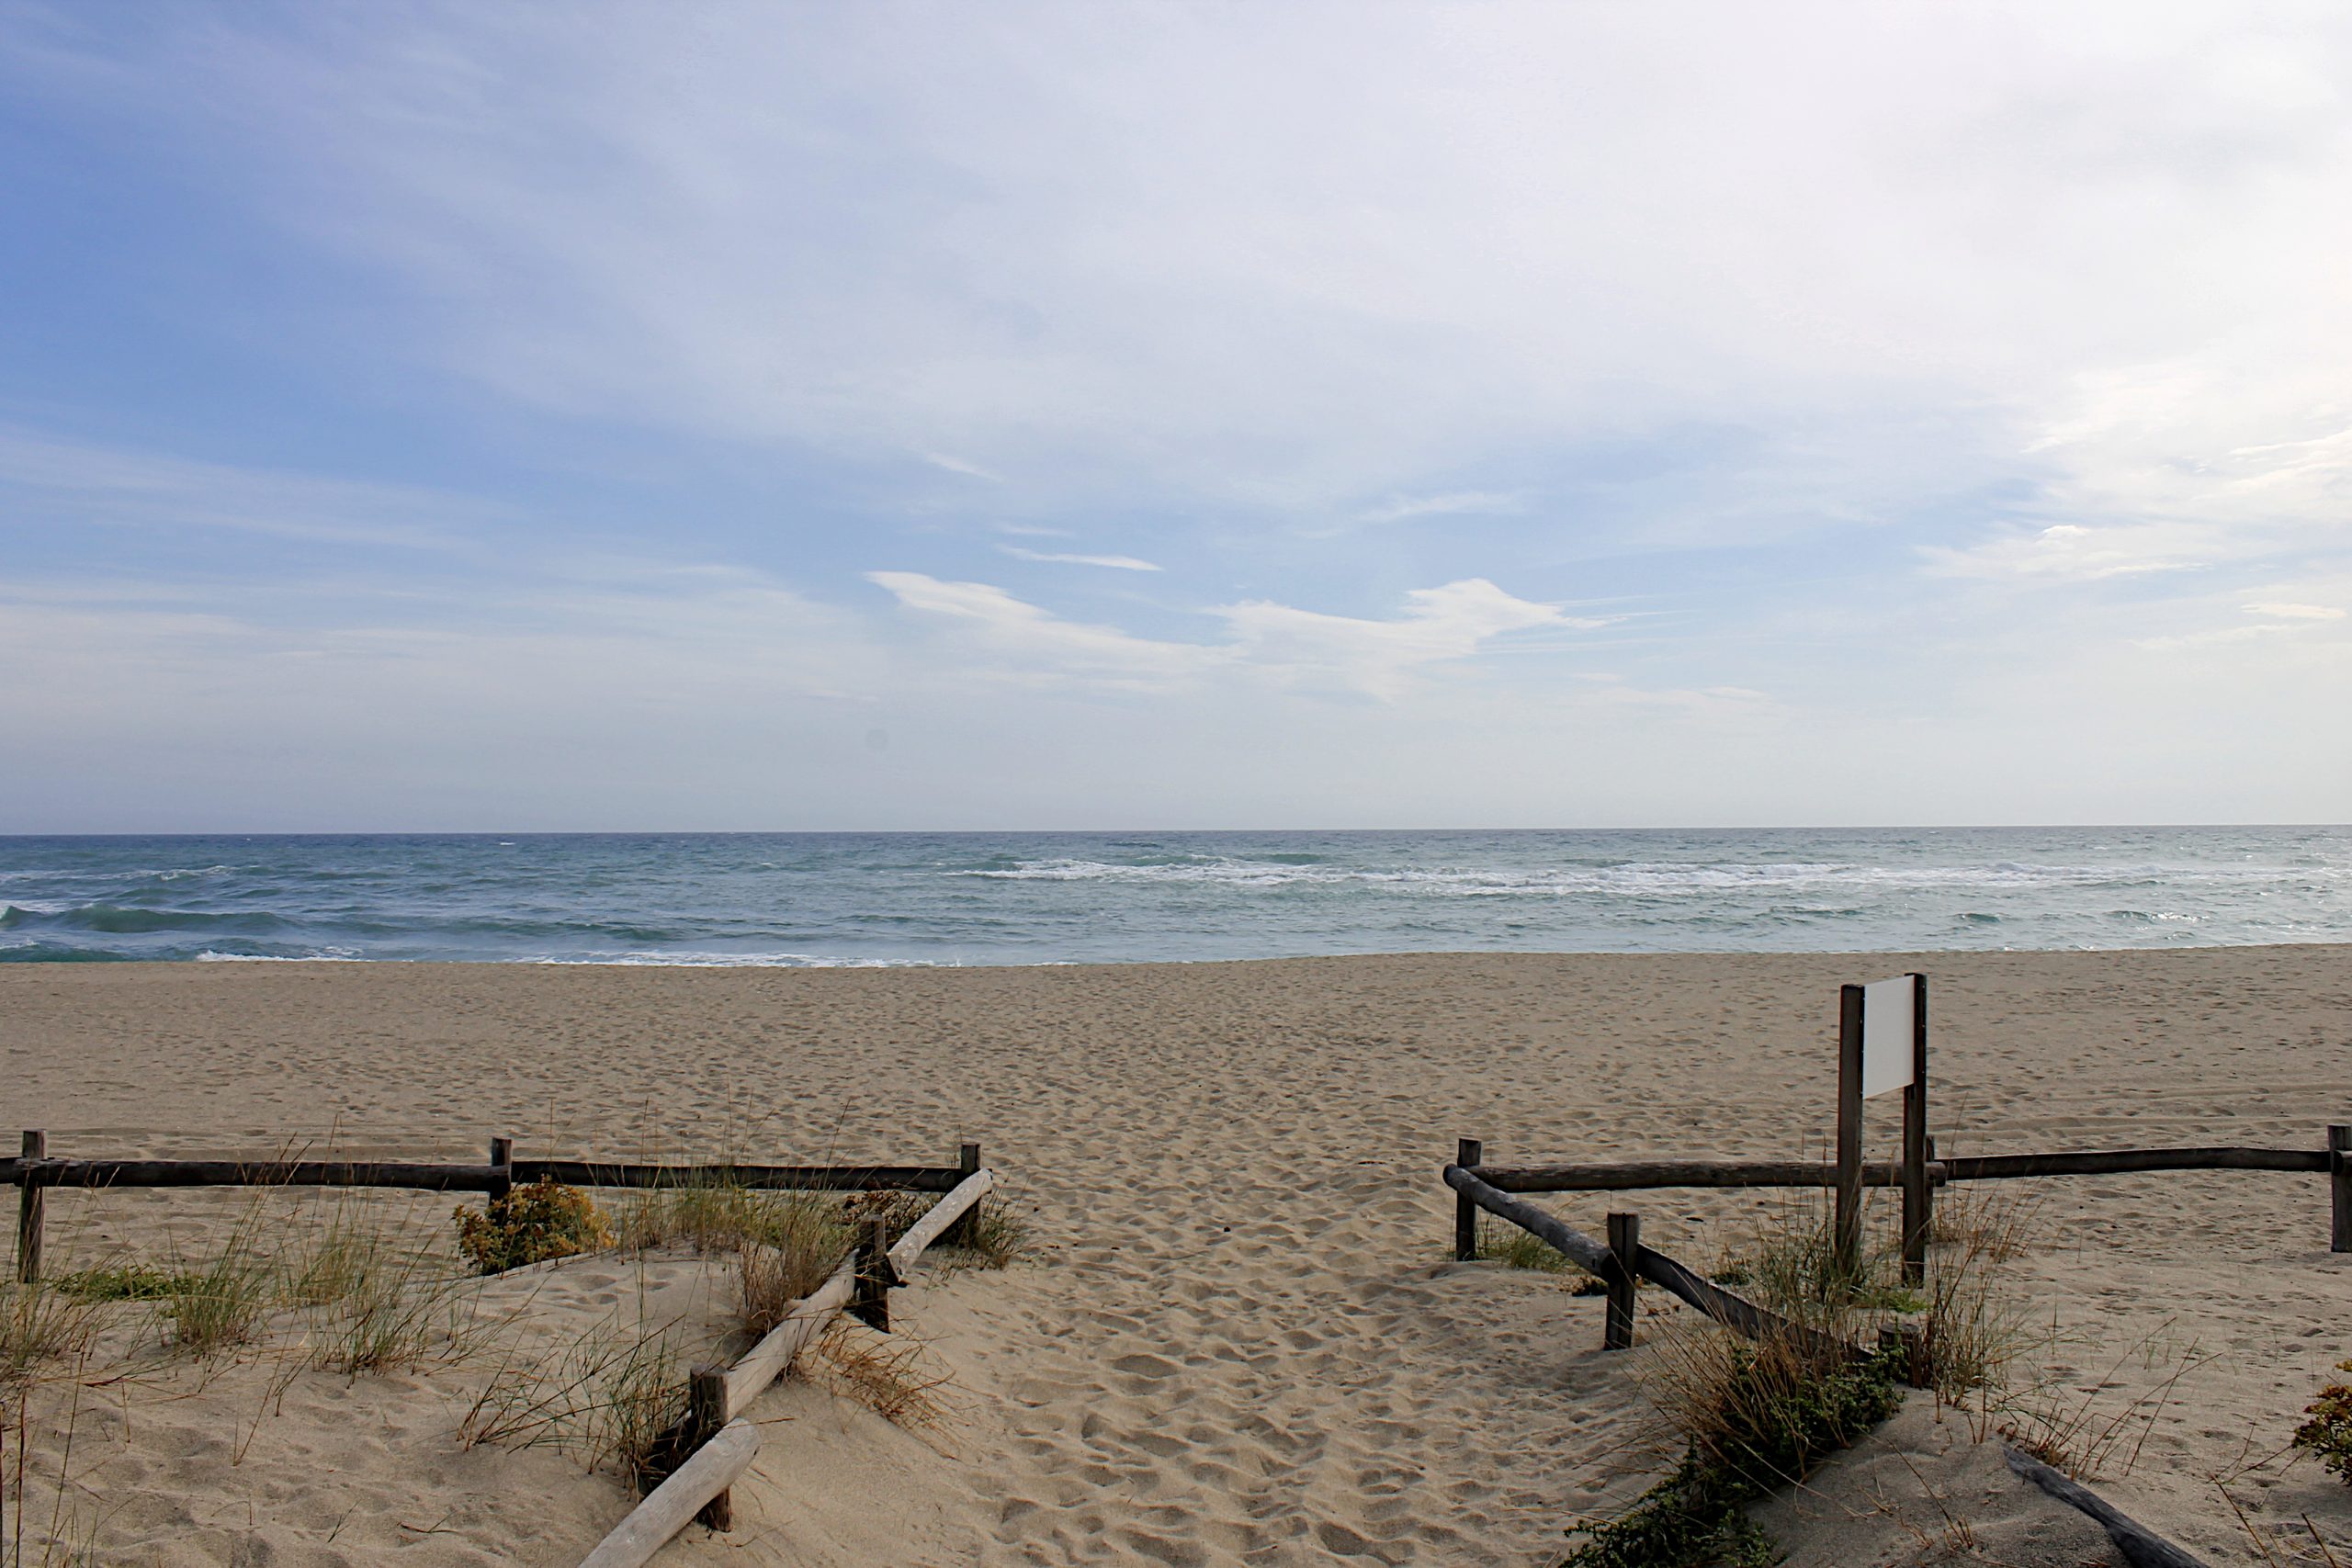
[1564,1343,1903,1567]
[455,1179,615,1274]
[54,1264,187,1301]
[2294,1361,2352,1483]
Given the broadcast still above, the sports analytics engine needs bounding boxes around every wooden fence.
[1449,1122,2352,1357]
[578,1161,997,1567]
[6,1129,983,1284]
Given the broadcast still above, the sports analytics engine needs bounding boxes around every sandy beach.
[5,945,2350,1565]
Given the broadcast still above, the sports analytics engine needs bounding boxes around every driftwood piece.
[577,1418,761,1568]
[888,1168,994,1275]
[2003,1446,2211,1568]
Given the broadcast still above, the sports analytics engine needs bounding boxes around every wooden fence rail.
[1461,1125,2352,1257]
[586,1163,999,1565]
[1443,1162,1849,1359]
[8,1129,980,1284]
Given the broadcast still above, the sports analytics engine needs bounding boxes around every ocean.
[1,827,2346,965]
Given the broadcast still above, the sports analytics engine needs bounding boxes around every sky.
[1,2,2346,831]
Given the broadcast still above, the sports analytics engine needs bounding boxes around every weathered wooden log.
[514,1159,964,1192]
[17,1132,44,1284]
[488,1136,514,1203]
[1442,1164,1615,1274]
[2003,1446,2211,1568]
[577,1417,761,1568]
[888,1168,994,1276]
[6,1157,504,1191]
[721,1258,859,1416]
[1939,1147,2326,1179]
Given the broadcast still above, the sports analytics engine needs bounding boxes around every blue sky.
[2,3,2346,830]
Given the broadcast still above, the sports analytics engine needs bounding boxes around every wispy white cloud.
[2245,601,2345,620]
[1352,491,1526,525]
[865,570,1219,686]
[998,545,1161,571]
[922,452,1002,482]
[1920,522,2217,581]
[868,572,1577,696]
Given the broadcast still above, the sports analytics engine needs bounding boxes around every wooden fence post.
[687,1367,733,1530]
[1900,973,1930,1284]
[945,1143,981,1247]
[1604,1212,1640,1350]
[2330,1124,2351,1254]
[1453,1137,1484,1262]
[17,1130,43,1284]
[489,1136,514,1204]
[851,1217,896,1332]
[1834,985,1864,1280]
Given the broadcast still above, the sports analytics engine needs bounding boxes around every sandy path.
[6,947,2351,1564]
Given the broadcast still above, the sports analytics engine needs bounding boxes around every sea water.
[2,827,2346,965]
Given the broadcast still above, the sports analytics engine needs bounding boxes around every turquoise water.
[0,828,2346,964]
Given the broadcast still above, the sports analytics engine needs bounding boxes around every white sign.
[1860,976,1915,1099]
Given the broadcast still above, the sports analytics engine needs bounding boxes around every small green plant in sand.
[51,1264,186,1302]
[156,1205,276,1357]
[455,1179,616,1274]
[1566,1189,2030,1567]
[1476,1217,1607,1293]
[300,1220,487,1374]
[2295,1362,2352,1484]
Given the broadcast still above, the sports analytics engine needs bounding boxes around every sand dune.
[5,947,2349,1563]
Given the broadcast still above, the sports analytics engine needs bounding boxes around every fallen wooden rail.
[1445,1163,1851,1359]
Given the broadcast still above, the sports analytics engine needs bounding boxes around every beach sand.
[4,946,2350,1564]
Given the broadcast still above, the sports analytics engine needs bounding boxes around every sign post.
[1901,973,1930,1284]
[1834,985,1864,1279]
[1835,974,1929,1282]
